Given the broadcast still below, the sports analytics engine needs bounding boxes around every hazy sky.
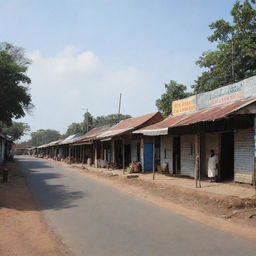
[0,0,237,138]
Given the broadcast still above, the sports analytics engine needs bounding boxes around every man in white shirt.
[208,149,218,182]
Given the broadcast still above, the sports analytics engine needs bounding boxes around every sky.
[0,0,238,139]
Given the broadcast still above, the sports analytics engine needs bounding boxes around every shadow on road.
[15,157,86,211]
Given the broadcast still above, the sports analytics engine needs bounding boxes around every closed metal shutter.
[160,135,172,174]
[181,135,195,177]
[234,128,253,184]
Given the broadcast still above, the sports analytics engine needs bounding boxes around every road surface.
[18,156,256,256]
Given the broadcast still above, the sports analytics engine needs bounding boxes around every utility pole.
[118,93,122,122]
[231,33,235,82]
[82,108,89,132]
[86,108,89,132]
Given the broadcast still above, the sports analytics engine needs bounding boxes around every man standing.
[208,149,218,182]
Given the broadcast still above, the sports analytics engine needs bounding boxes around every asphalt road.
[18,156,256,256]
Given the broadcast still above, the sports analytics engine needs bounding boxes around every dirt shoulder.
[0,160,68,256]
[45,158,256,241]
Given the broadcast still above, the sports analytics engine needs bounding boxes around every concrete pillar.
[195,130,201,188]
[153,136,155,180]
[94,142,98,168]
[100,142,104,160]
[122,139,125,173]
[141,137,144,173]
[111,140,115,163]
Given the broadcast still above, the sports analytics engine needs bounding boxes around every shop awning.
[133,128,168,136]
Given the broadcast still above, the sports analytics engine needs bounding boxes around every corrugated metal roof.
[78,125,111,140]
[97,112,163,139]
[37,143,50,149]
[97,128,131,139]
[36,139,63,149]
[135,97,256,134]
[110,112,162,130]
[73,125,111,145]
[59,134,80,145]
[47,139,63,147]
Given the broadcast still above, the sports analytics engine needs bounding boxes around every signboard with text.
[172,96,197,115]
[197,76,256,110]
[171,75,256,115]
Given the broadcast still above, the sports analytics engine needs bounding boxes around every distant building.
[12,144,28,155]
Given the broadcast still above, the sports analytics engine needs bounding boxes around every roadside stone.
[105,173,118,177]
[127,174,139,179]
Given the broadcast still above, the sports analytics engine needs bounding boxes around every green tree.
[63,112,132,137]
[193,0,256,93]
[64,122,83,137]
[93,114,132,127]
[156,80,192,117]
[0,42,32,125]
[81,112,94,133]
[30,129,61,146]
[0,121,30,141]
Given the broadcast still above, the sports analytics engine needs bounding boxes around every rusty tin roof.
[98,112,163,139]
[135,97,256,135]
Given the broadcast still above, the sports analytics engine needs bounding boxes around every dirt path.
[0,160,68,256]
[44,158,256,241]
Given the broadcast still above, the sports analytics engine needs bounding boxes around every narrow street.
[19,156,256,256]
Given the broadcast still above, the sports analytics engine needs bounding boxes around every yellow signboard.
[172,96,197,115]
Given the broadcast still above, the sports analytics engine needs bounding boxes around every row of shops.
[31,75,256,186]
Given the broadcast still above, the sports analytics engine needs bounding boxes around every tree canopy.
[80,112,94,133]
[29,129,61,147]
[156,81,192,117]
[0,121,30,141]
[93,114,131,127]
[65,122,84,138]
[63,112,132,138]
[156,1,256,114]
[193,0,256,93]
[0,42,32,125]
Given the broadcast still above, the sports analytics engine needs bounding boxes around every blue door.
[144,143,153,171]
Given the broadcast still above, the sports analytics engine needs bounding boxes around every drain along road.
[19,156,256,256]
